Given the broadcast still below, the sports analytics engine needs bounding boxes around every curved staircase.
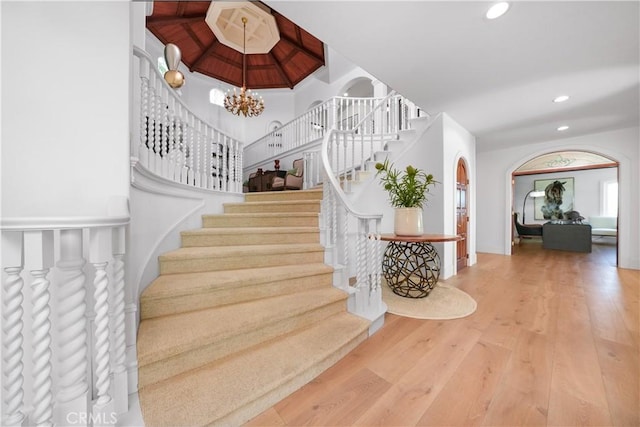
[137,189,370,426]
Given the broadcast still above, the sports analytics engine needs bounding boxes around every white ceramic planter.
[394,207,424,236]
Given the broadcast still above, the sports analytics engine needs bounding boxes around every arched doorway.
[456,158,469,271]
[511,150,619,264]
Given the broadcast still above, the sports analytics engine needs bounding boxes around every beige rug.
[382,281,477,320]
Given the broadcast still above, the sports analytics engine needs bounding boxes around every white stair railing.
[318,91,425,328]
[132,47,243,193]
[1,216,131,427]
[244,95,423,175]
[330,92,427,191]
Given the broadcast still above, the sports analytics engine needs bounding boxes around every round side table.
[380,234,461,298]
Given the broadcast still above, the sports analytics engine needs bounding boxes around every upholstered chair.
[272,158,304,190]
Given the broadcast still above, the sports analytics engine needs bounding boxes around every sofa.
[588,216,617,237]
[542,223,592,253]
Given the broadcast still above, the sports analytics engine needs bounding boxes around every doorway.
[511,150,619,265]
[456,159,469,271]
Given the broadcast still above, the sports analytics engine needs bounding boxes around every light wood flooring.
[246,240,639,426]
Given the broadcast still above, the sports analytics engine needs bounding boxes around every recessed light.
[486,2,510,20]
[553,95,570,103]
[343,92,349,97]
[557,125,570,131]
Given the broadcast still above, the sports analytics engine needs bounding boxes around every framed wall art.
[534,177,575,220]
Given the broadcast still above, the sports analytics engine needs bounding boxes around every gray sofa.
[542,223,592,253]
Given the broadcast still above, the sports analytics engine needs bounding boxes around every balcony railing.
[132,47,243,193]
[244,95,424,174]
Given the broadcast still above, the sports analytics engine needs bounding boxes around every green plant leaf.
[374,160,438,208]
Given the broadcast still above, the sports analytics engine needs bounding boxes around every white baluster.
[153,79,163,175]
[2,232,26,427]
[89,228,114,418]
[111,226,127,414]
[343,207,349,270]
[54,229,90,426]
[222,137,228,192]
[139,74,150,169]
[160,87,169,179]
[194,118,200,187]
[24,230,55,427]
[187,116,194,186]
[166,98,176,181]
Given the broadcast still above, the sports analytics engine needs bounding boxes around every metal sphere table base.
[382,241,441,298]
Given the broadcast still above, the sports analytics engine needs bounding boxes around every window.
[158,57,168,75]
[602,180,618,216]
[210,88,225,107]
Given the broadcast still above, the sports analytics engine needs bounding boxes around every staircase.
[137,189,371,426]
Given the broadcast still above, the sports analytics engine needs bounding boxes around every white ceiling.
[265,1,639,152]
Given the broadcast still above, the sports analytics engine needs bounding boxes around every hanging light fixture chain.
[224,16,265,117]
[242,17,247,90]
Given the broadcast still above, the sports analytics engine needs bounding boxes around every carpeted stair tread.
[138,312,370,427]
[143,263,332,300]
[202,212,319,228]
[137,287,348,367]
[244,188,323,202]
[204,212,319,218]
[181,226,319,246]
[159,244,325,274]
[223,200,321,213]
[140,264,334,319]
[160,243,323,260]
[182,226,319,236]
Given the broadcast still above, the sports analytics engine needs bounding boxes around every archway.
[337,77,374,98]
[510,150,619,264]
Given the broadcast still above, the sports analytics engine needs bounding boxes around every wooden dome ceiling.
[146,1,326,90]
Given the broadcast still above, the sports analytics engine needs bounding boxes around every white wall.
[443,114,477,269]
[2,1,131,218]
[128,167,243,304]
[353,113,477,279]
[514,167,618,225]
[477,126,639,269]
[293,48,377,117]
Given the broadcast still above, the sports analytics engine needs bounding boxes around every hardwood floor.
[246,240,639,426]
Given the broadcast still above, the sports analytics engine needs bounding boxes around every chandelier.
[224,17,265,117]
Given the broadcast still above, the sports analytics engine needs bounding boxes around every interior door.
[456,159,469,271]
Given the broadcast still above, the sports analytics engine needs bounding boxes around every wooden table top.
[380,234,462,243]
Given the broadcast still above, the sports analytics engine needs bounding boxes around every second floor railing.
[244,94,425,172]
[133,47,243,193]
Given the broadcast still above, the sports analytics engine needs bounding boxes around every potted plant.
[375,159,438,236]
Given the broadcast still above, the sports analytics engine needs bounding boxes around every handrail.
[133,46,243,193]
[244,95,398,173]
[1,215,130,230]
[317,93,402,326]
[320,129,384,220]
[133,48,236,143]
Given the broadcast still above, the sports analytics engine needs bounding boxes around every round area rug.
[382,281,477,320]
